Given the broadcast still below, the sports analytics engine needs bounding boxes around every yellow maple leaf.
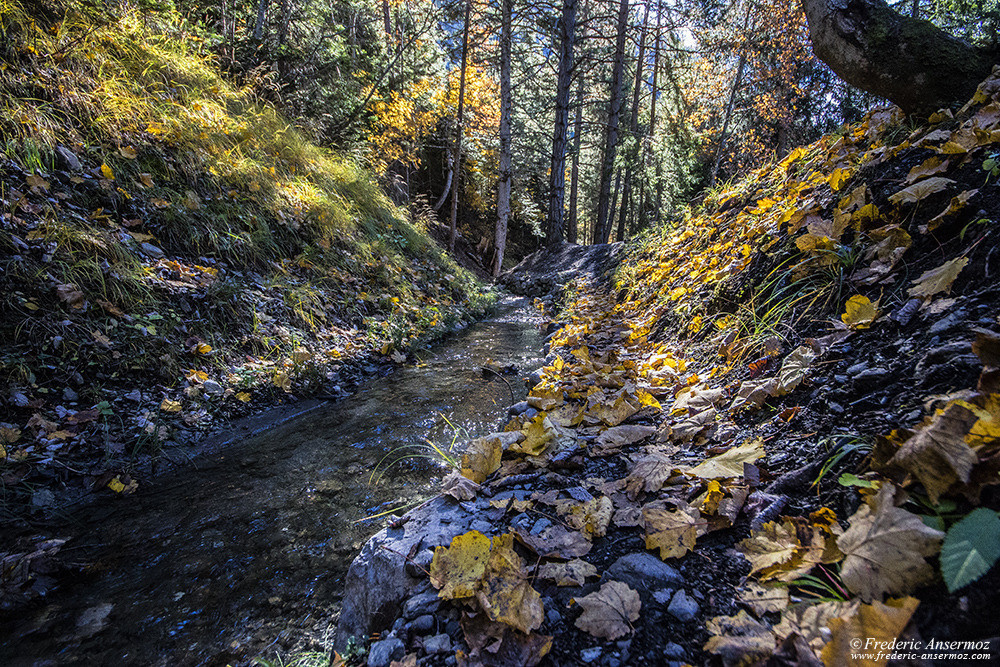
[907,257,968,298]
[160,398,182,413]
[429,530,491,600]
[841,295,880,329]
[100,163,115,180]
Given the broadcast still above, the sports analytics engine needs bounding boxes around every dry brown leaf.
[671,407,717,442]
[907,257,968,298]
[730,378,778,412]
[56,283,86,310]
[905,156,950,183]
[776,346,817,395]
[738,514,836,582]
[689,439,765,479]
[515,525,592,559]
[625,451,678,498]
[704,610,777,667]
[643,500,701,560]
[573,581,640,640]
[838,485,944,601]
[820,597,919,667]
[462,436,503,484]
[772,599,855,657]
[512,414,555,456]
[925,189,978,232]
[442,469,480,500]
[587,394,638,427]
[671,385,725,415]
[459,614,552,667]
[738,581,790,616]
[537,559,598,586]
[888,176,954,205]
[596,424,656,449]
[560,496,614,538]
[889,401,979,502]
[972,330,1000,367]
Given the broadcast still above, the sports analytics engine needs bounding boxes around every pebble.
[663,642,687,659]
[929,309,966,335]
[423,633,451,654]
[531,517,552,534]
[546,608,562,626]
[405,549,434,578]
[203,379,223,395]
[367,637,405,667]
[667,589,699,622]
[653,589,674,605]
[410,614,435,634]
[403,592,440,620]
[846,361,868,377]
[140,242,165,258]
[580,647,602,663]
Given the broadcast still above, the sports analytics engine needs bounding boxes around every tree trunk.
[615,0,650,245]
[594,0,630,245]
[709,51,746,187]
[801,0,998,115]
[647,4,660,225]
[493,0,513,277]
[448,0,472,253]
[253,0,268,41]
[568,76,584,245]
[547,0,577,247]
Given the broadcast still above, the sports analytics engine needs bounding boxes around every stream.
[2,297,544,667]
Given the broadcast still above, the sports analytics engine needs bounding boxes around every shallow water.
[1,297,544,667]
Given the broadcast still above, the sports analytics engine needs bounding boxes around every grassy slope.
[0,0,491,518]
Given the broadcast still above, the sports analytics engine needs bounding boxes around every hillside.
[0,1,490,523]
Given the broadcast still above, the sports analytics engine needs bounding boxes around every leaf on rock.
[515,524,592,559]
[689,439,765,479]
[704,610,777,667]
[889,401,979,503]
[573,581,641,640]
[594,424,656,454]
[430,530,491,600]
[907,257,968,299]
[905,156,949,183]
[888,176,953,205]
[671,407,717,442]
[442,469,480,500]
[562,496,614,538]
[838,485,944,601]
[537,559,598,586]
[940,507,1000,592]
[513,414,555,456]
[459,614,552,667]
[643,500,702,560]
[462,437,503,484]
[820,597,919,667]
[972,330,1000,367]
[587,394,639,427]
[841,296,879,330]
[475,534,544,634]
[730,378,778,412]
[671,385,725,415]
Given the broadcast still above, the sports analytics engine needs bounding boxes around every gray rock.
[546,608,561,626]
[662,642,687,660]
[470,519,492,534]
[335,496,477,650]
[403,592,441,620]
[75,602,113,638]
[202,379,223,395]
[62,387,78,401]
[508,401,530,417]
[55,145,82,171]
[423,633,452,654]
[405,549,434,578]
[667,589,699,622]
[367,637,405,667]
[652,589,674,605]
[605,552,683,591]
[846,362,868,377]
[530,517,552,534]
[854,367,890,382]
[410,614,435,634]
[580,647,602,663]
[31,489,56,508]
[140,242,165,258]
[929,309,967,335]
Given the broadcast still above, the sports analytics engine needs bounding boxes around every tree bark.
[568,75,584,245]
[448,0,472,252]
[801,0,997,115]
[594,0,630,245]
[547,0,577,247]
[493,0,513,277]
[253,0,268,41]
[615,0,650,245]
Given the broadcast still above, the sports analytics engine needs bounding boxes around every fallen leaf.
[430,530,492,600]
[272,371,292,391]
[689,439,765,479]
[537,559,598,586]
[512,414,555,456]
[907,257,968,298]
[515,525,592,559]
[459,614,552,667]
[56,283,86,310]
[461,436,503,484]
[442,469,480,500]
[704,610,777,666]
[730,378,778,412]
[820,597,919,667]
[119,146,137,159]
[776,346,817,395]
[738,514,836,582]
[888,177,953,205]
[772,599,854,657]
[100,163,115,180]
[625,451,678,497]
[889,401,978,503]
[925,190,977,232]
[643,500,701,559]
[838,485,944,601]
[671,407,717,442]
[841,296,879,330]
[475,534,543,633]
[905,156,949,183]
[26,174,49,192]
[561,496,614,538]
[738,581,789,616]
[573,581,640,640]
[139,173,154,188]
[160,398,182,413]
